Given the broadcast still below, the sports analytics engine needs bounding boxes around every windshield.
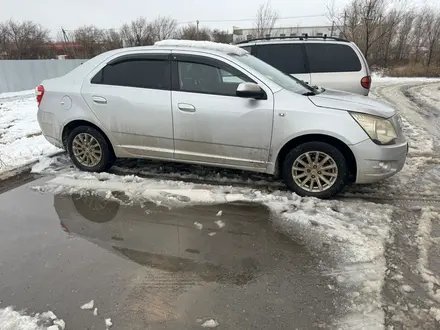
[232,54,315,95]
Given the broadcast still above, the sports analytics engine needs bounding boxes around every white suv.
[237,36,371,96]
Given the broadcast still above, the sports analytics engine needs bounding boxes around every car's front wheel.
[282,141,348,198]
[67,125,115,172]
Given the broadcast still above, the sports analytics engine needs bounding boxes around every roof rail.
[235,34,349,44]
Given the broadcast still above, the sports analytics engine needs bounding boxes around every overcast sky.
[0,0,435,37]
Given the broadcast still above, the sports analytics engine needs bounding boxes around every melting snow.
[105,318,113,328]
[33,169,394,329]
[208,232,217,236]
[0,92,60,174]
[0,306,66,330]
[214,220,225,228]
[93,308,98,316]
[216,210,223,217]
[201,319,219,328]
[194,222,203,230]
[80,300,94,310]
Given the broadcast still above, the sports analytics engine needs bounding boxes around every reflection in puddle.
[54,194,298,285]
[52,194,345,329]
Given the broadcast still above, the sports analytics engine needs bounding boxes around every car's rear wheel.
[282,141,348,198]
[67,125,115,172]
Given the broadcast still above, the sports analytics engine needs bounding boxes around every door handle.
[178,103,195,112]
[92,96,107,104]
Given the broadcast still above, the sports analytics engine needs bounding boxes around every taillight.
[35,85,44,107]
[361,76,371,90]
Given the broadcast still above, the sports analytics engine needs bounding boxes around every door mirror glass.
[236,83,267,100]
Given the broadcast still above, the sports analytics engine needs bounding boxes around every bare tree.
[254,1,279,38]
[2,20,50,59]
[120,17,154,46]
[394,12,415,61]
[424,10,440,68]
[150,16,177,42]
[102,29,123,51]
[176,24,211,40]
[211,29,232,43]
[73,25,105,58]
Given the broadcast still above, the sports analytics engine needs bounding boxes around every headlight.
[350,112,397,145]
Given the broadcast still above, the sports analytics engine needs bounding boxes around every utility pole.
[196,20,199,40]
[62,27,77,59]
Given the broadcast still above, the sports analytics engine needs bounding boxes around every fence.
[0,59,87,94]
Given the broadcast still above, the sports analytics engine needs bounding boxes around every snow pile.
[0,306,66,330]
[155,39,248,56]
[0,93,60,173]
[33,170,393,329]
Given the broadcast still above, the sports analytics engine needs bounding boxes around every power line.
[59,14,327,32]
[176,14,326,25]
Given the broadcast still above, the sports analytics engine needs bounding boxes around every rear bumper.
[37,109,63,148]
[351,138,408,184]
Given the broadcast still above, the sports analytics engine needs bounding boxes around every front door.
[81,52,174,159]
[170,53,274,171]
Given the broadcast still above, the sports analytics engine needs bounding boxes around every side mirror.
[236,83,267,100]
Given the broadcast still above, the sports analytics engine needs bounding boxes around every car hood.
[308,88,396,118]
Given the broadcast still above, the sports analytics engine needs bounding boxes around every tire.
[72,194,119,223]
[282,141,348,199]
[67,125,115,172]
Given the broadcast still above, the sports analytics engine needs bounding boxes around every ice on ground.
[0,94,60,173]
[214,220,225,228]
[402,285,415,293]
[194,222,203,230]
[201,319,219,328]
[80,300,94,310]
[0,306,66,330]
[105,318,113,328]
[216,210,222,217]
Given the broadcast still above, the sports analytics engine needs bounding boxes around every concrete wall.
[0,59,87,94]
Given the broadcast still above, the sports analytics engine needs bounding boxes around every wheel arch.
[62,120,116,157]
[274,134,357,183]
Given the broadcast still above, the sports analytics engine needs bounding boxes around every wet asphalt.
[0,177,345,330]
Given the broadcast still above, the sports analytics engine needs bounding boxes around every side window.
[91,57,170,90]
[177,60,253,96]
[305,44,362,73]
[254,44,307,74]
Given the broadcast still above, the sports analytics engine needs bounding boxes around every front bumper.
[351,138,408,184]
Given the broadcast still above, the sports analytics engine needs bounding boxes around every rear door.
[81,52,174,159]
[305,43,365,94]
[253,43,311,85]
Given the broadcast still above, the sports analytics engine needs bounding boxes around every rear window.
[241,46,252,53]
[305,44,362,73]
[91,58,170,90]
[254,44,307,74]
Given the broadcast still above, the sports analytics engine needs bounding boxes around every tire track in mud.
[373,81,440,329]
